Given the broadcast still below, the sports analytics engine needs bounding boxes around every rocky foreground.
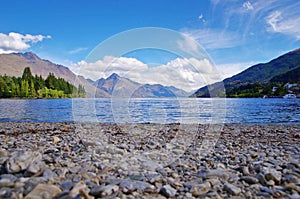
[0,122,299,199]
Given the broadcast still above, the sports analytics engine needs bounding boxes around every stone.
[69,181,90,198]
[5,151,41,173]
[242,166,250,176]
[190,182,211,197]
[160,184,177,197]
[27,160,46,175]
[264,168,282,183]
[101,184,119,196]
[53,136,61,144]
[120,179,155,193]
[266,180,275,187]
[260,186,273,194]
[24,184,61,199]
[290,193,300,199]
[257,173,267,185]
[0,150,9,157]
[52,191,72,199]
[145,174,161,184]
[198,169,230,180]
[60,181,73,191]
[43,169,58,179]
[183,180,203,189]
[89,185,104,197]
[0,174,18,182]
[284,183,297,191]
[294,132,300,138]
[223,183,241,195]
[0,178,15,188]
[240,176,259,184]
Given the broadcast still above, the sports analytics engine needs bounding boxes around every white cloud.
[182,29,240,49]
[68,47,88,54]
[135,58,222,91]
[243,1,253,11]
[266,10,300,39]
[71,56,224,92]
[0,32,51,54]
[69,56,148,80]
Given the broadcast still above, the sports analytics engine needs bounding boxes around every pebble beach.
[0,122,299,199]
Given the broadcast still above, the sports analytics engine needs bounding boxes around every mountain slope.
[0,52,110,97]
[270,66,300,83]
[93,73,141,97]
[165,86,190,97]
[225,48,300,84]
[132,84,177,98]
[191,48,300,97]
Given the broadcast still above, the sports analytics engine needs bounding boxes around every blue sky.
[0,0,300,90]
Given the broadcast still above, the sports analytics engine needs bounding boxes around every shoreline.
[0,122,299,198]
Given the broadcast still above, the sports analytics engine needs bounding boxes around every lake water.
[0,98,299,124]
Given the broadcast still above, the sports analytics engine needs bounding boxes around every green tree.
[22,67,34,81]
[30,81,36,97]
[0,76,11,98]
[20,80,29,98]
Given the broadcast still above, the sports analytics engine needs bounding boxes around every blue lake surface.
[0,98,299,124]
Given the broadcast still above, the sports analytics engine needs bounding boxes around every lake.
[0,98,299,124]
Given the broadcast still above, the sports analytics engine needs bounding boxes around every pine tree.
[22,67,34,81]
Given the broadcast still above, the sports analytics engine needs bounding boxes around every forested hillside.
[0,67,86,98]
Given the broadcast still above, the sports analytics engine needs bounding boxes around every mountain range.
[0,52,189,98]
[191,48,300,97]
[90,73,189,98]
[1,49,299,98]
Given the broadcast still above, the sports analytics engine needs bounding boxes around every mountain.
[165,86,190,97]
[0,52,110,97]
[132,84,176,98]
[191,48,300,97]
[93,73,141,97]
[270,66,300,83]
[93,73,189,98]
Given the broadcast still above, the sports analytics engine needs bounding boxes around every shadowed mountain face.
[191,48,300,97]
[0,52,110,97]
[92,73,190,98]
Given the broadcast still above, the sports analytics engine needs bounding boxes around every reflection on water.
[0,98,299,123]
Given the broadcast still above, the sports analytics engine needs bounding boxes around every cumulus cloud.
[71,56,224,92]
[136,58,222,91]
[266,10,300,39]
[0,32,51,54]
[70,56,148,80]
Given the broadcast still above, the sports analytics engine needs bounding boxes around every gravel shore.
[0,122,299,198]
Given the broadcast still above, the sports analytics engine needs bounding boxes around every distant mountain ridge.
[91,73,190,98]
[191,48,300,97]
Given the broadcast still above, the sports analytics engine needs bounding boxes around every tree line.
[0,67,86,98]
